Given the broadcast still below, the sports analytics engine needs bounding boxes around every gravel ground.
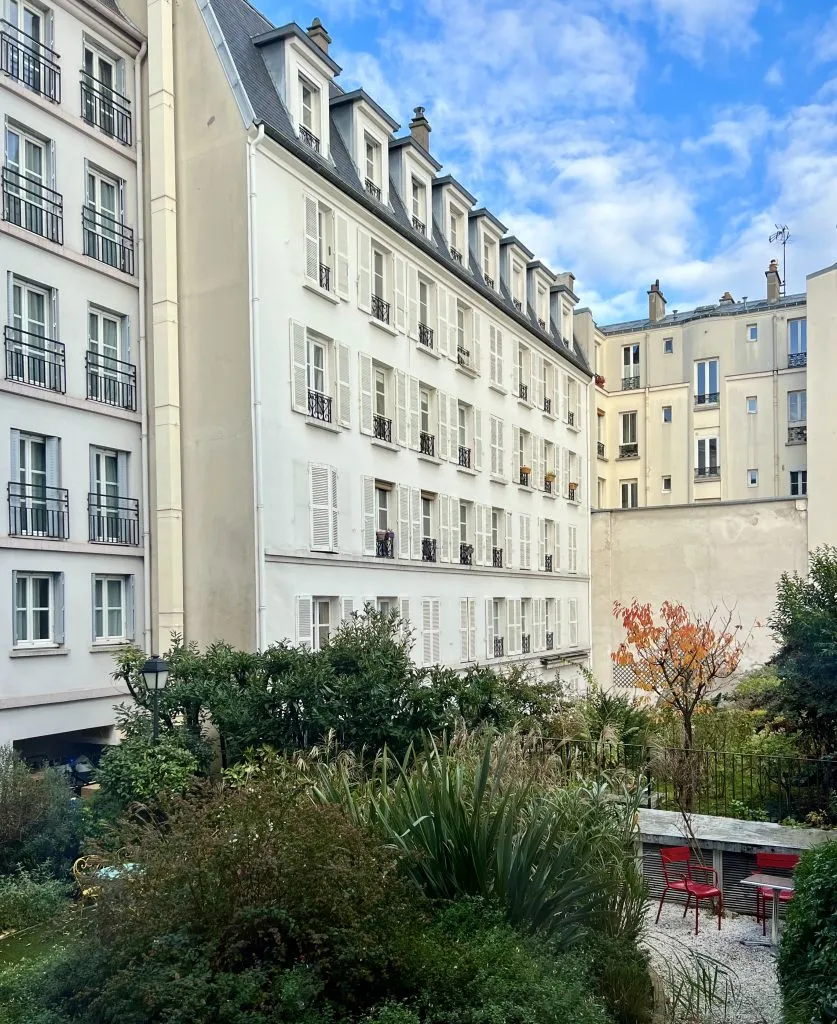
[643,901,782,1024]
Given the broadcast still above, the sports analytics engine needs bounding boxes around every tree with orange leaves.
[612,600,745,752]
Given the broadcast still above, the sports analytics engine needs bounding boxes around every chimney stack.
[409,106,431,152]
[648,279,667,322]
[306,17,331,54]
[765,258,782,303]
[719,291,735,304]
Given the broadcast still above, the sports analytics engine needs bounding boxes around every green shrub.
[0,871,69,933]
[95,731,201,806]
[778,840,837,1023]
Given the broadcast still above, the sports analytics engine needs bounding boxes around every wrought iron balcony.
[458,445,471,469]
[546,631,554,651]
[519,468,530,486]
[567,484,578,501]
[788,425,807,444]
[450,246,462,263]
[519,382,528,401]
[5,327,65,393]
[484,273,495,289]
[459,542,473,565]
[365,177,381,200]
[373,414,392,442]
[522,634,531,654]
[788,352,807,368]
[457,346,472,369]
[543,397,552,413]
[421,537,437,562]
[420,431,435,456]
[494,636,504,658]
[8,482,69,539]
[513,298,522,311]
[86,350,136,410]
[88,492,140,545]
[0,21,60,101]
[80,72,132,145]
[597,441,606,458]
[622,375,640,390]
[371,294,390,324]
[82,207,134,274]
[537,318,546,330]
[375,530,394,558]
[412,216,425,233]
[2,167,63,243]
[319,263,331,291]
[492,547,503,568]
[567,411,575,427]
[618,443,639,459]
[299,125,320,153]
[544,554,553,572]
[308,389,332,423]
[418,322,434,348]
[695,465,721,479]
[544,479,552,494]
[695,392,720,406]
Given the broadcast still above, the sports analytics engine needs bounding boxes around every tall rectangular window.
[620,411,637,444]
[696,437,720,476]
[299,75,319,134]
[312,597,331,651]
[93,575,131,642]
[790,470,807,497]
[365,135,381,186]
[620,480,638,509]
[788,390,807,423]
[788,319,807,363]
[695,359,719,404]
[14,572,57,647]
[622,344,640,385]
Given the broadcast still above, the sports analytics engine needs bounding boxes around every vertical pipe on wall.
[772,314,780,495]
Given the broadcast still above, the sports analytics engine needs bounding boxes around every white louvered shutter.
[532,353,543,410]
[511,338,519,398]
[309,463,331,550]
[437,285,449,357]
[397,485,410,558]
[485,597,495,659]
[472,309,482,374]
[489,324,498,384]
[490,417,499,475]
[475,504,486,566]
[538,517,545,571]
[495,327,504,386]
[440,495,450,563]
[575,379,582,427]
[359,352,373,434]
[507,601,515,655]
[357,229,372,312]
[554,369,562,421]
[362,476,375,555]
[505,510,514,568]
[532,435,541,491]
[394,255,407,332]
[460,599,470,663]
[290,320,307,413]
[296,596,313,646]
[448,396,458,462]
[303,194,318,284]
[409,376,420,450]
[562,447,570,500]
[511,425,520,482]
[341,598,355,623]
[569,599,578,647]
[556,599,563,649]
[335,213,349,298]
[400,597,411,627]
[330,467,339,550]
[54,573,65,645]
[431,599,441,662]
[337,343,351,427]
[438,389,448,459]
[410,487,421,559]
[473,409,483,473]
[569,524,578,573]
[407,264,419,339]
[555,521,561,571]
[447,292,458,363]
[468,598,476,661]
[395,370,408,446]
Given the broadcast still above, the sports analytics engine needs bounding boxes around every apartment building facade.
[592,262,808,511]
[0,0,146,751]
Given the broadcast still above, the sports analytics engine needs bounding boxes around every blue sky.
[265,0,837,322]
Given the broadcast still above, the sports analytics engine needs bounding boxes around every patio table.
[740,872,795,946]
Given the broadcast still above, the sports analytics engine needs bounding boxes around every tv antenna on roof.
[769,224,790,295]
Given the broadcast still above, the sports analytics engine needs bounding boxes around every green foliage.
[0,922,77,1024]
[95,725,201,807]
[0,871,69,933]
[778,840,837,1023]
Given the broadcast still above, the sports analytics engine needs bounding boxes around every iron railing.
[537,318,547,330]
[299,125,319,153]
[412,216,425,233]
[597,441,605,458]
[1,21,60,100]
[2,166,63,242]
[788,425,807,444]
[80,72,131,144]
[418,323,434,348]
[619,443,639,459]
[5,327,65,392]
[513,298,522,311]
[308,389,332,423]
[522,634,531,654]
[457,346,472,369]
[421,537,437,562]
[544,479,552,494]
[82,207,134,274]
[622,375,640,390]
[450,246,462,263]
[86,350,136,410]
[484,273,494,289]
[788,352,807,368]
[545,631,554,651]
[458,445,471,469]
[494,636,504,658]
[492,547,503,568]
[371,294,390,324]
[88,492,139,545]
[543,396,551,413]
[519,382,528,401]
[375,531,394,558]
[373,414,392,442]
[695,465,721,479]
[567,411,575,427]
[544,554,553,572]
[420,431,435,456]
[459,542,473,565]
[319,263,331,291]
[519,469,530,486]
[8,482,69,539]
[696,392,720,406]
[567,485,578,501]
[365,178,381,200]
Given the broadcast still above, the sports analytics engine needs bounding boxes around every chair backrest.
[660,845,691,884]
[756,851,800,873]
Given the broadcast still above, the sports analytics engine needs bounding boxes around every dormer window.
[299,75,320,152]
[482,235,496,289]
[411,177,426,234]
[449,204,463,262]
[536,284,548,330]
[512,261,524,311]
[364,134,381,200]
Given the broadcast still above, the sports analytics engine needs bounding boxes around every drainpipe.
[247,125,266,650]
[772,314,780,496]
[133,39,151,653]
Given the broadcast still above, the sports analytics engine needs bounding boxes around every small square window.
[747,469,758,487]
[746,396,758,414]
[747,324,758,342]
[662,406,672,423]
[662,476,671,492]
[663,337,673,354]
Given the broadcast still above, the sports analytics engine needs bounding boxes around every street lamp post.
[141,654,170,743]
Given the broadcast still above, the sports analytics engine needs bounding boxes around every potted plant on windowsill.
[520,465,532,475]
[544,471,556,482]
[376,529,395,540]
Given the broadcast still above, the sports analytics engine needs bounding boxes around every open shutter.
[506,600,515,655]
[309,463,331,550]
[511,339,519,398]
[440,495,450,563]
[396,370,409,446]
[337,343,351,427]
[117,450,128,500]
[437,284,449,357]
[475,503,486,566]
[303,194,319,284]
[556,599,563,649]
[447,292,458,363]
[532,353,543,410]
[505,510,514,568]
[534,435,543,491]
[409,376,420,450]
[44,437,60,515]
[555,521,561,570]
[335,213,349,298]
[468,599,476,662]
[496,327,504,386]
[569,599,578,647]
[562,447,570,500]
[460,598,470,663]
[394,255,407,332]
[432,599,441,663]
[290,320,307,413]
[357,228,372,312]
[341,597,355,623]
[397,485,410,558]
[410,487,421,559]
[407,264,419,339]
[538,517,545,570]
[496,419,504,477]
[421,598,433,666]
[330,467,339,550]
[448,395,458,462]
[438,390,448,461]
[54,573,65,645]
[511,425,520,482]
[126,575,136,640]
[295,595,313,646]
[519,513,530,570]
[359,352,373,434]
[362,476,375,555]
[472,309,482,374]
[485,597,495,659]
[473,409,483,473]
[575,378,582,426]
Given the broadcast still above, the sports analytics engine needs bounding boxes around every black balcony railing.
[371,294,390,324]
[8,482,68,539]
[375,531,394,558]
[319,263,331,291]
[1,22,60,101]
[412,215,425,233]
[450,246,462,263]
[5,327,65,393]
[299,125,319,153]
[88,492,139,545]
[458,445,472,469]
[418,322,434,348]
[788,352,807,368]
[373,414,392,442]
[82,207,134,274]
[421,537,437,562]
[622,375,640,390]
[2,166,63,243]
[567,411,575,427]
[365,178,381,200]
[544,479,552,494]
[483,273,494,289]
[80,72,132,145]
[546,631,554,651]
[567,485,578,501]
[457,346,472,369]
[492,547,503,568]
[597,441,606,458]
[695,392,720,406]
[522,634,531,654]
[519,382,528,401]
[695,465,721,479]
[519,469,530,486]
[494,636,504,658]
[788,425,807,444]
[537,318,546,330]
[513,298,522,311]
[544,554,553,572]
[618,443,639,459]
[85,350,136,410]
[420,431,435,456]
[543,397,552,413]
[460,542,473,566]
[308,389,332,423]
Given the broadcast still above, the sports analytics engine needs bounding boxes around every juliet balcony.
[88,493,140,545]
[2,167,63,243]
[0,21,60,101]
[86,350,137,411]
[82,207,134,275]
[80,71,132,145]
[5,327,65,393]
[8,482,69,539]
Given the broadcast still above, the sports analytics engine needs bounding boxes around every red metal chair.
[656,846,724,935]
[755,852,799,936]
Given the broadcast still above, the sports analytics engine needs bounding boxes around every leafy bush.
[778,840,837,1023]
[95,729,201,807]
[0,871,69,933]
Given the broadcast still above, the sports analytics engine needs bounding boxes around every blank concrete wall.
[591,498,808,684]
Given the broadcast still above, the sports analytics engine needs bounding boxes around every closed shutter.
[447,292,458,363]
[467,598,476,661]
[505,510,514,567]
[126,575,136,641]
[532,353,543,409]
[575,378,582,426]
[359,352,373,434]
[473,409,483,473]
[562,447,570,499]
[538,517,545,571]
[489,324,498,384]
[569,525,577,573]
[519,513,531,570]
[54,572,65,645]
[309,463,331,550]
[400,597,411,627]
[485,597,495,659]
[460,598,470,663]
[511,338,519,398]
[290,320,307,413]
[569,599,578,646]
[533,598,543,652]
[421,598,439,666]
[495,326,504,386]
[303,194,319,284]
[295,595,313,646]
[335,213,349,298]
[438,389,448,459]
[330,467,339,550]
[437,285,449,357]
[410,487,421,559]
[448,395,458,462]
[431,598,440,662]
[507,599,515,654]
[472,309,482,374]
[511,425,520,482]
[490,417,499,475]
[397,485,410,558]
[555,521,561,570]
[337,343,351,427]
[357,229,372,312]
[532,434,541,491]
[394,255,407,332]
[475,503,486,566]
[407,264,419,338]
[361,476,375,555]
[395,370,408,446]
[440,495,450,562]
[409,376,420,450]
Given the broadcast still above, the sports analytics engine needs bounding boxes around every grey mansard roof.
[602,291,807,335]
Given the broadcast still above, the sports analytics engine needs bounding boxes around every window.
[421,494,433,539]
[622,344,640,386]
[536,284,547,326]
[14,572,59,647]
[8,277,60,391]
[4,124,58,242]
[418,279,429,329]
[790,470,807,497]
[460,597,477,663]
[82,42,130,144]
[374,368,388,417]
[84,166,131,272]
[364,134,381,189]
[545,598,555,649]
[88,306,132,406]
[420,597,440,666]
[456,302,468,353]
[11,430,55,538]
[313,598,331,651]
[788,319,807,364]
[309,463,338,551]
[307,335,326,396]
[449,204,463,258]
[291,323,346,426]
[746,396,758,414]
[696,437,720,477]
[663,337,673,354]
[93,575,132,642]
[411,177,426,232]
[492,598,503,655]
[458,402,468,449]
[459,500,469,544]
[620,480,638,509]
[491,509,500,550]
[619,412,637,457]
[748,469,758,487]
[512,261,524,307]
[568,599,578,647]
[420,387,431,434]
[299,75,319,138]
[6,0,51,94]
[662,476,671,492]
[695,359,719,404]
[568,525,578,574]
[375,484,390,530]
[788,390,807,423]
[662,405,672,423]
[597,477,606,507]
[747,323,758,342]
[482,233,495,285]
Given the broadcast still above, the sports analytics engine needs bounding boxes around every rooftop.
[602,290,807,335]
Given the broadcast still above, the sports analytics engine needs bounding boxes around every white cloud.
[682,106,774,175]
[609,0,763,59]
[764,62,783,87]
[814,7,837,63]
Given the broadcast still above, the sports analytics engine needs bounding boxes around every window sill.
[305,416,341,434]
[90,642,131,653]
[303,281,340,305]
[371,438,400,453]
[541,410,556,421]
[369,316,398,337]
[566,423,581,433]
[10,645,68,658]
[418,453,443,466]
[517,484,533,495]
[517,397,533,410]
[457,465,478,477]
[694,402,720,411]
[456,362,479,379]
[489,474,507,485]
[416,342,441,359]
[488,382,507,395]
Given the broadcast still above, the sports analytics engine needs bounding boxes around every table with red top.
[740,873,795,945]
